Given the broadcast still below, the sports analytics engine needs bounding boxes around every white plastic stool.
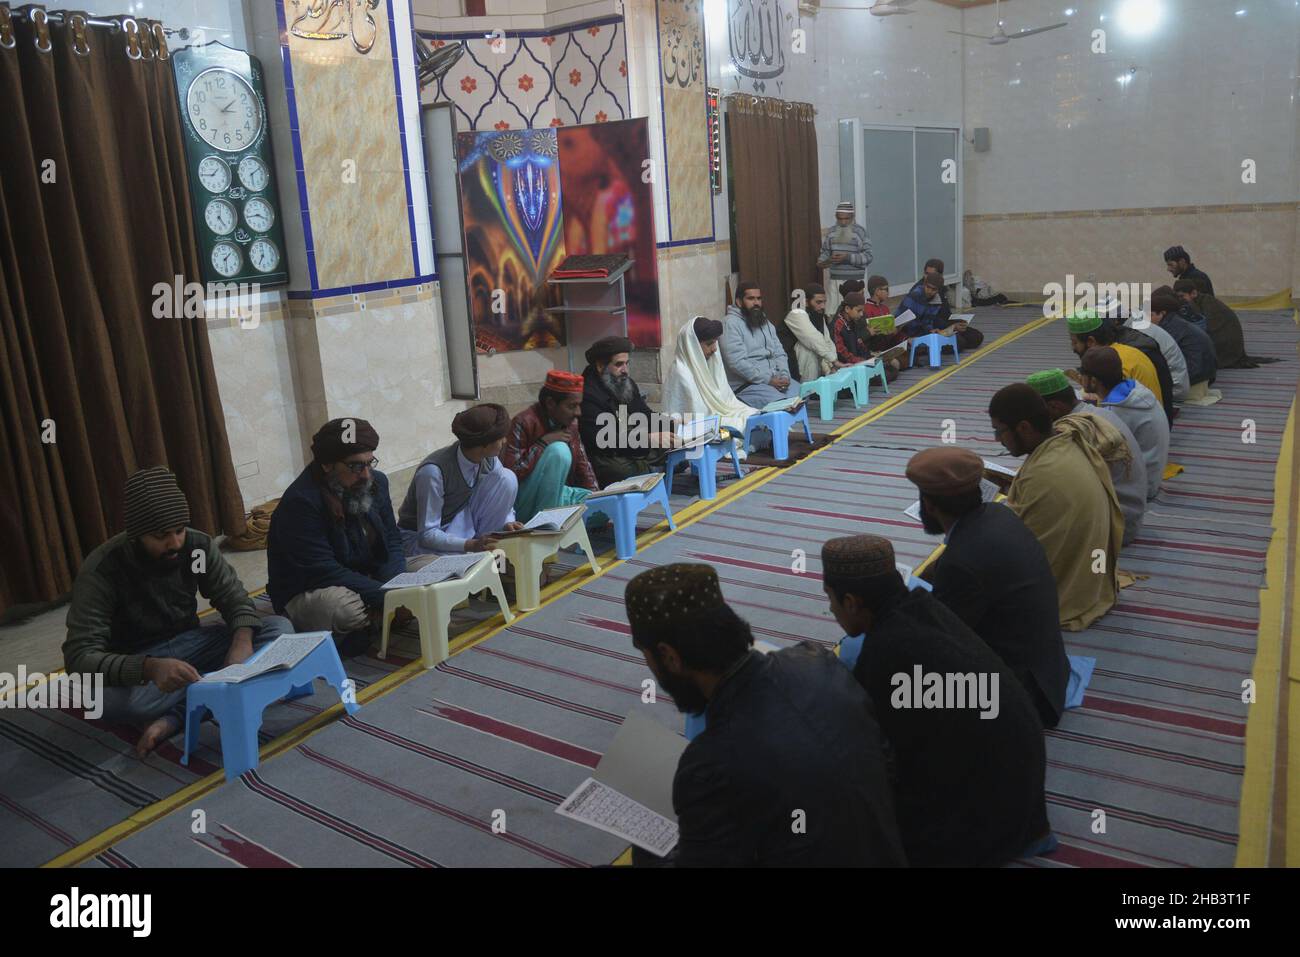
[495,519,601,611]
[378,552,514,668]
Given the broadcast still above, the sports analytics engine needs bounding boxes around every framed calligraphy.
[288,0,381,56]
[727,0,787,92]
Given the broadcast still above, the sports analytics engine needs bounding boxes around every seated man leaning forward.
[903,447,1070,729]
[62,467,290,757]
[988,384,1123,632]
[502,369,602,524]
[578,335,679,487]
[822,534,1053,866]
[268,417,408,650]
[398,403,522,557]
[626,563,906,867]
[721,280,802,407]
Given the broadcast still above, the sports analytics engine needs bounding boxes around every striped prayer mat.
[41,307,1300,867]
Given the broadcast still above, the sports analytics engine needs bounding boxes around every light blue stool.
[799,367,857,421]
[742,405,814,460]
[842,360,890,406]
[605,480,677,560]
[662,439,742,500]
[909,332,959,367]
[181,635,360,781]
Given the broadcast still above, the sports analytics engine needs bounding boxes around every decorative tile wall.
[655,0,712,243]
[422,16,631,131]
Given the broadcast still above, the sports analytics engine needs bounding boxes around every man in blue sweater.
[898,260,984,352]
[268,417,408,652]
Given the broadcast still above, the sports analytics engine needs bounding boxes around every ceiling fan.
[948,0,1068,44]
[868,0,917,16]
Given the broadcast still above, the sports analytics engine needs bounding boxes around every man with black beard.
[903,447,1070,728]
[577,336,679,487]
[720,280,802,407]
[626,563,906,867]
[63,467,289,757]
[268,417,409,653]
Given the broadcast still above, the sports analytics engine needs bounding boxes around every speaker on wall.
[973,128,991,152]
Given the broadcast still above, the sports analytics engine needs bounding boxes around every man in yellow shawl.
[988,384,1123,631]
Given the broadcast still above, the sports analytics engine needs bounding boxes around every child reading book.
[864,275,909,378]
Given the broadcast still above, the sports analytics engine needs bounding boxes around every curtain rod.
[6,5,184,34]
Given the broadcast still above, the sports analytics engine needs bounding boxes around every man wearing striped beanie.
[62,466,289,757]
[502,369,603,523]
[817,201,873,313]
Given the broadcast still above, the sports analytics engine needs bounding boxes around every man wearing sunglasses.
[268,417,408,654]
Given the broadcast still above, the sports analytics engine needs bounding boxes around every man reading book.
[503,370,603,524]
[579,336,679,486]
[63,467,290,757]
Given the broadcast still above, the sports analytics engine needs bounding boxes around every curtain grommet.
[68,13,91,56]
[31,7,52,53]
[0,6,15,50]
[152,22,168,59]
[122,16,142,59]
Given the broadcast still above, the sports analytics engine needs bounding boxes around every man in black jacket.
[823,534,1055,866]
[626,563,906,867]
[904,447,1070,727]
[578,336,679,487]
[1164,244,1214,298]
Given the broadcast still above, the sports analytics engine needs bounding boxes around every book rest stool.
[181,636,358,781]
[378,553,514,669]
[742,405,814,460]
[495,519,601,611]
[662,439,743,500]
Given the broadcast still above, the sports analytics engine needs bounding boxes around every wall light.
[1115,0,1165,38]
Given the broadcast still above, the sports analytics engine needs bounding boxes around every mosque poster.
[656,0,712,242]
[456,129,567,352]
[557,118,662,348]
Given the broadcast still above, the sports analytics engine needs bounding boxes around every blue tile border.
[285,273,440,301]
[387,0,421,280]
[276,0,319,291]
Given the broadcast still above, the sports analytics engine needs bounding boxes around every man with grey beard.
[721,281,801,408]
[268,417,412,655]
[578,336,679,487]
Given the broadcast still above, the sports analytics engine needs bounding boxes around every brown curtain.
[0,9,246,615]
[726,95,820,315]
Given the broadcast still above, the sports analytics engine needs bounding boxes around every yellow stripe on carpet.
[1235,397,1298,867]
[1231,289,1293,311]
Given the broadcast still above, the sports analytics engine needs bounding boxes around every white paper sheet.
[896,308,917,326]
[556,777,679,857]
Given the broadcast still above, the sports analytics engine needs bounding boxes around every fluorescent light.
[1116,0,1165,38]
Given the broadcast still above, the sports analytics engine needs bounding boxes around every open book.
[197,631,330,684]
[676,414,721,450]
[587,472,663,501]
[895,308,917,329]
[950,313,976,325]
[555,710,686,857]
[760,396,804,414]
[497,504,584,537]
[871,342,908,362]
[382,552,486,589]
[905,478,1003,529]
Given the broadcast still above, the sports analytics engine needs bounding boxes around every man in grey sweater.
[721,281,802,408]
[818,202,873,313]
[63,467,289,757]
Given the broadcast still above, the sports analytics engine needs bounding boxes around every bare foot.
[135,715,181,759]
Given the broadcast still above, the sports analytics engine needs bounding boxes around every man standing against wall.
[818,202,872,314]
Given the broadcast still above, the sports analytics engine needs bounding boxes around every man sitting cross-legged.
[822,534,1054,866]
[720,281,802,408]
[63,467,290,757]
[988,384,1123,631]
[503,370,603,524]
[578,336,680,487]
[626,563,906,867]
[1078,347,1170,494]
[398,404,524,557]
[903,448,1071,729]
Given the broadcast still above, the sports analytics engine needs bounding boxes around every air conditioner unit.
[798,0,819,14]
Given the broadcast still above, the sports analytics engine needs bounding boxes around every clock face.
[197,155,230,193]
[211,241,242,278]
[186,68,262,153]
[204,198,237,235]
[238,155,269,192]
[243,197,275,232]
[249,238,280,273]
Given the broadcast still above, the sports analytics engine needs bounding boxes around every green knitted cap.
[1066,310,1102,335]
[1027,369,1071,396]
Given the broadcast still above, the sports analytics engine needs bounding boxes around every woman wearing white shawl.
[661,316,757,435]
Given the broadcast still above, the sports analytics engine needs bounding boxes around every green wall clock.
[172,42,289,287]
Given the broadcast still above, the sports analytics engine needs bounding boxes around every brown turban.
[905,447,984,496]
[452,403,510,448]
[311,417,379,464]
[693,316,724,342]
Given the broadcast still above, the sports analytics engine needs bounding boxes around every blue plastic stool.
[181,634,360,781]
[605,479,677,560]
[842,360,890,406]
[663,438,743,500]
[909,332,959,368]
[742,405,814,460]
[799,367,857,421]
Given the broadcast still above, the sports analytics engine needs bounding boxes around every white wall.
[961,0,1300,214]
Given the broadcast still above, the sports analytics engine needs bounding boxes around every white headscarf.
[660,318,756,434]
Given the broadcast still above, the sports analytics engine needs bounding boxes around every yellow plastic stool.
[378,552,514,668]
[495,518,601,611]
